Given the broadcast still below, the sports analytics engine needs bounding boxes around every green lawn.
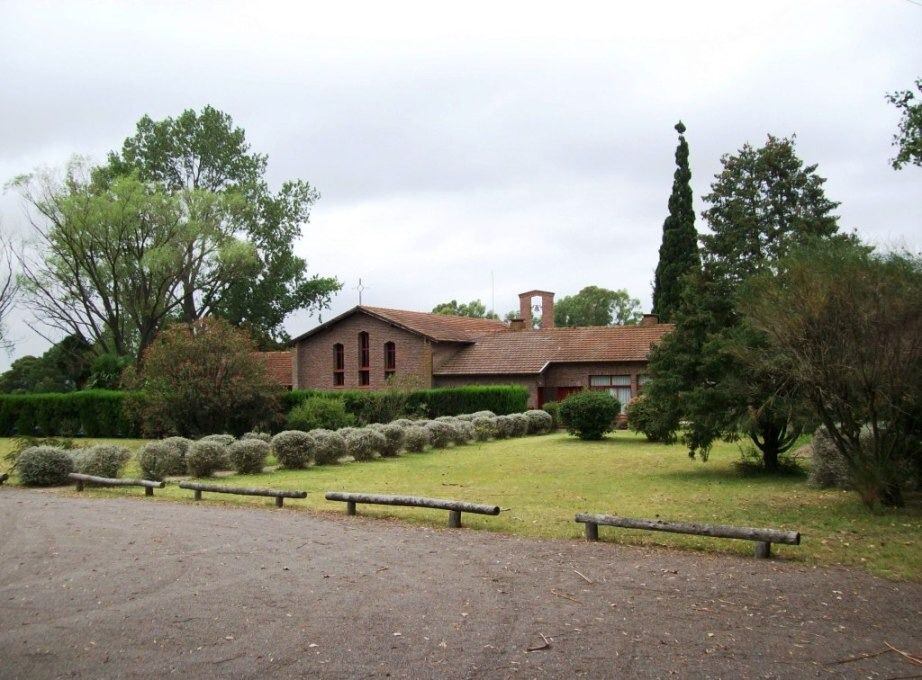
[2,432,919,580]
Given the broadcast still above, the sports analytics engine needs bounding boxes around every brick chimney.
[509,318,526,331]
[518,290,555,330]
[640,313,659,327]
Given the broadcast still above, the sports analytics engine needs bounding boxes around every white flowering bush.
[228,439,270,474]
[271,430,314,469]
[524,410,554,434]
[345,428,386,461]
[403,426,430,452]
[310,429,347,465]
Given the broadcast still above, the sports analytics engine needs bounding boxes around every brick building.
[284,290,672,410]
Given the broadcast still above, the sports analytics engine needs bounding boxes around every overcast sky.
[1,0,920,369]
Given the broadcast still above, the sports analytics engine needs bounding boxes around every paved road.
[0,489,919,679]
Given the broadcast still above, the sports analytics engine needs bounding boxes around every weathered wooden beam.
[575,513,800,553]
[178,481,306,507]
[68,473,165,492]
[324,491,500,516]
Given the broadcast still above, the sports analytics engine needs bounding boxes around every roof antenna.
[354,278,369,305]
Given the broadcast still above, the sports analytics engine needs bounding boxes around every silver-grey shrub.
[425,420,454,449]
[242,431,271,443]
[403,426,430,452]
[72,445,131,478]
[138,442,185,480]
[471,416,495,441]
[345,428,386,461]
[509,413,530,437]
[199,434,236,447]
[453,420,476,445]
[391,418,415,428]
[435,415,460,424]
[271,431,314,469]
[309,429,347,465]
[492,415,514,439]
[19,446,74,486]
[379,423,405,457]
[161,436,193,463]
[228,439,270,474]
[471,410,496,419]
[524,410,554,435]
[186,440,227,477]
[455,413,475,422]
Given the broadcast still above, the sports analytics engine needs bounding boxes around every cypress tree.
[652,121,699,322]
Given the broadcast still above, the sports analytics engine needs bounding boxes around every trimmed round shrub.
[455,413,475,422]
[559,391,620,440]
[471,416,495,441]
[471,410,496,419]
[186,440,228,477]
[242,431,271,443]
[625,395,678,443]
[453,420,476,444]
[199,434,235,447]
[337,427,359,439]
[161,436,193,461]
[508,413,530,437]
[524,410,554,435]
[403,426,430,452]
[492,415,514,439]
[271,430,314,469]
[19,446,74,486]
[287,397,355,432]
[379,423,405,457]
[425,420,454,449]
[309,429,347,465]
[344,428,386,461]
[391,418,415,428]
[138,441,184,480]
[540,401,560,429]
[72,445,131,478]
[435,415,460,424]
[228,439,270,474]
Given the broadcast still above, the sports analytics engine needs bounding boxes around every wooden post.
[275,496,284,508]
[448,509,462,528]
[194,489,202,501]
[347,500,356,516]
[75,479,84,492]
[585,522,599,541]
[145,486,153,497]
[755,541,771,559]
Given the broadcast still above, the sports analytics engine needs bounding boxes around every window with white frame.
[589,375,632,413]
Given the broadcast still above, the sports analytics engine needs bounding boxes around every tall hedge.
[0,390,139,437]
[284,385,527,423]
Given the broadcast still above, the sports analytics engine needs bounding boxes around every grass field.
[2,432,919,580]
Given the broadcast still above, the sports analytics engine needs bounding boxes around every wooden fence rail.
[178,481,307,507]
[575,512,801,558]
[69,473,165,496]
[325,491,500,528]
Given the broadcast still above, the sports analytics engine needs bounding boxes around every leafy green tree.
[641,135,841,470]
[554,286,642,327]
[652,122,699,322]
[741,241,921,506]
[886,77,922,170]
[0,334,94,393]
[431,299,498,319]
[15,164,253,360]
[99,106,340,347]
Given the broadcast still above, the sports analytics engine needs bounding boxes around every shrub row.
[0,391,139,437]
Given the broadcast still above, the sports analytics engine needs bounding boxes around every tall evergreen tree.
[652,121,699,322]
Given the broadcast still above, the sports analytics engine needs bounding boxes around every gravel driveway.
[0,489,919,679]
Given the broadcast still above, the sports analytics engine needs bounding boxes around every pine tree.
[652,122,699,322]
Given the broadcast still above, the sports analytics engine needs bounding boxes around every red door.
[555,386,582,401]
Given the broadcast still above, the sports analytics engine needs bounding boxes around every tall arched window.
[384,341,396,380]
[333,343,344,386]
[358,332,370,386]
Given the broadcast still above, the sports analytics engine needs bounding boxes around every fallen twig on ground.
[526,633,552,652]
[573,569,592,584]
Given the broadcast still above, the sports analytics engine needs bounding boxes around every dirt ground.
[0,489,919,679]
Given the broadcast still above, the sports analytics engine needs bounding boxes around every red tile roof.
[291,306,508,344]
[256,351,293,387]
[434,324,674,375]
